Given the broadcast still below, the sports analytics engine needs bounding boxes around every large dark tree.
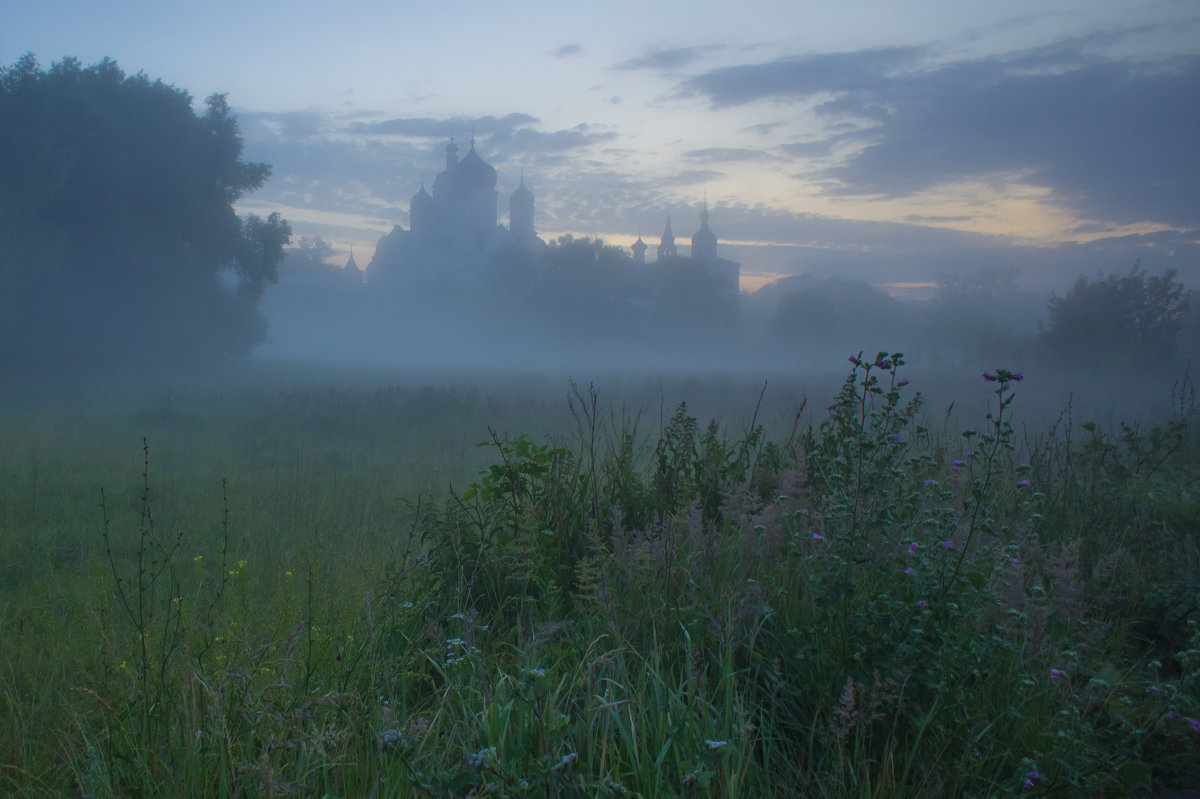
[0,54,290,372]
[1041,262,1189,369]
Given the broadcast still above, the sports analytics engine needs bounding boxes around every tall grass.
[1,357,1198,797]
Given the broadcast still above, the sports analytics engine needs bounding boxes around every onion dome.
[411,182,434,213]
[510,175,533,206]
[454,141,498,191]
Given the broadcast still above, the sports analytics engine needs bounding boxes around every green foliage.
[1042,261,1189,369]
[3,365,1200,796]
[0,54,290,371]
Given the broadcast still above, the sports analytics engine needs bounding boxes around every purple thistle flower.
[904,566,915,575]
[848,355,860,365]
[897,378,909,387]
[939,539,954,549]
[1018,478,1031,488]
[811,532,823,542]
[1050,668,1064,679]
[907,542,918,555]
[1012,372,1024,382]
[983,372,996,382]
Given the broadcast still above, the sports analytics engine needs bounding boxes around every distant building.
[368,138,738,290]
[367,139,545,285]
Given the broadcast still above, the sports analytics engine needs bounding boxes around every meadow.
[1,355,1198,797]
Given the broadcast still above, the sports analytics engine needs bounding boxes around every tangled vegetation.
[1,357,1198,797]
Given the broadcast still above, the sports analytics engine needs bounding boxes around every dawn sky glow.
[6,0,1198,293]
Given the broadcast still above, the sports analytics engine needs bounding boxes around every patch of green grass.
[2,359,1198,797]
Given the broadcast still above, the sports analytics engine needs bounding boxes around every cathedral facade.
[367,140,739,290]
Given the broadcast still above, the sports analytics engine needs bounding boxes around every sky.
[5,0,1199,294]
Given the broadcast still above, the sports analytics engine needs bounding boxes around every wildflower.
[876,358,892,370]
[811,532,823,542]
[897,378,909,387]
[904,567,915,575]
[1050,668,1064,679]
[983,372,996,382]
[466,746,496,769]
[939,539,954,549]
[923,478,936,487]
[889,434,902,441]
[527,667,546,677]
[1023,778,1034,788]
[1188,718,1200,732]
[1146,685,1159,693]
[193,555,203,563]
[551,752,578,770]
[1018,478,1031,488]
[1012,372,1024,382]
[917,600,927,608]
[906,542,918,555]
[952,459,964,470]
[1026,770,1041,780]
[848,355,861,365]
[1009,557,1019,565]
[705,739,728,750]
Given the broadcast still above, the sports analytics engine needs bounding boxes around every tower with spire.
[691,199,717,263]
[657,214,677,260]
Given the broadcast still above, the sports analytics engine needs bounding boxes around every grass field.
[1,355,1198,797]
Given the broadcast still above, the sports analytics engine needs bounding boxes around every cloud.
[680,36,1200,229]
[613,45,721,72]
[682,148,772,163]
[347,113,539,138]
[823,55,1200,228]
[553,43,582,58]
[681,47,928,107]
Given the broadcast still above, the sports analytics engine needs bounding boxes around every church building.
[367,138,544,285]
[367,138,738,291]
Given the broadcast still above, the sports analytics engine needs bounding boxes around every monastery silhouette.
[365,139,739,288]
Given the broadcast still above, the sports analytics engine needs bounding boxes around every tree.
[0,54,290,372]
[1041,262,1188,368]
